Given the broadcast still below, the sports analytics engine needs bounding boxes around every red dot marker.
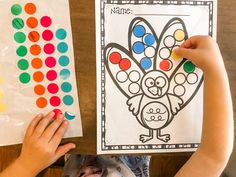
[109,52,121,64]
[119,58,131,71]
[47,83,59,94]
[46,70,57,81]
[160,60,171,71]
[50,96,61,107]
[40,16,52,28]
[42,30,53,41]
[53,109,62,119]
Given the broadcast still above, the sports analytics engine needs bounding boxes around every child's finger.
[25,114,43,138]
[174,47,199,65]
[180,35,203,49]
[49,120,69,148]
[54,143,76,160]
[32,111,55,138]
[41,114,65,141]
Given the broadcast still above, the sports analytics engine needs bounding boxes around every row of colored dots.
[19,69,71,84]
[14,29,67,44]
[109,52,131,71]
[17,56,69,71]
[11,3,36,15]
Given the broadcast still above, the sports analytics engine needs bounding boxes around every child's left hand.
[16,112,76,176]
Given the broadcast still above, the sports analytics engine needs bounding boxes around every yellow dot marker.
[174,29,185,42]
[171,49,182,60]
[0,103,7,112]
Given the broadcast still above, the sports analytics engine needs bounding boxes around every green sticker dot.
[59,56,70,67]
[184,61,195,73]
[19,72,31,84]
[16,46,28,57]
[12,18,24,29]
[63,95,74,106]
[11,4,22,15]
[14,32,26,43]
[18,59,29,70]
[60,69,71,80]
[61,82,72,93]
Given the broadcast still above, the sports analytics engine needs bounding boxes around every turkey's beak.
[148,87,162,96]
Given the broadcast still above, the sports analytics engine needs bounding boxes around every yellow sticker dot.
[0,103,7,112]
[171,50,182,60]
[0,90,4,99]
[174,29,185,42]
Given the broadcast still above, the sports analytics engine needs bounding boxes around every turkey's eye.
[155,77,166,88]
[145,78,155,87]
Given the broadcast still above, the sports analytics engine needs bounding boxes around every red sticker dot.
[44,43,55,54]
[45,57,56,68]
[46,70,57,81]
[47,83,59,94]
[42,30,53,41]
[53,109,62,119]
[119,58,131,71]
[160,60,172,71]
[40,16,52,27]
[50,96,61,107]
[109,52,121,64]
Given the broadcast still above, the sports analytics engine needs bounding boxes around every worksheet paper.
[0,0,82,146]
[96,0,217,154]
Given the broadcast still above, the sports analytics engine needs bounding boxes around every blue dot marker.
[61,82,72,93]
[57,42,68,53]
[133,25,145,38]
[63,95,74,106]
[59,55,70,67]
[56,28,67,40]
[132,42,145,54]
[144,33,155,46]
[141,57,152,70]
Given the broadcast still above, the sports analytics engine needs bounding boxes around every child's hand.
[175,36,225,73]
[16,112,76,175]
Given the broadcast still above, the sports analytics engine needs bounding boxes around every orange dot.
[25,3,36,15]
[31,58,43,69]
[27,17,38,28]
[34,84,45,95]
[33,71,44,82]
[36,97,47,108]
[28,31,40,42]
[30,44,41,56]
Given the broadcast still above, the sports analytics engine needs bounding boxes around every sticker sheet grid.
[99,0,214,152]
[11,2,76,120]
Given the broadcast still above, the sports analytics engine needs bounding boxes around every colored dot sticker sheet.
[0,0,82,146]
[96,0,217,154]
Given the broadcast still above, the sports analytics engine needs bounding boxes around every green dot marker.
[11,4,22,15]
[60,69,70,80]
[63,95,74,106]
[12,18,24,29]
[16,46,27,57]
[18,59,29,70]
[59,56,70,67]
[19,73,31,84]
[61,82,72,93]
[184,61,195,73]
[14,32,26,43]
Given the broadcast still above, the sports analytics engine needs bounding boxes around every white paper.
[0,0,82,146]
[96,0,217,154]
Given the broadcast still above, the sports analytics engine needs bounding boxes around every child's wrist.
[15,157,40,177]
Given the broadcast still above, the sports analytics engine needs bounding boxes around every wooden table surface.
[1,0,236,176]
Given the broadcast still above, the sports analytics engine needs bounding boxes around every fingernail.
[64,120,69,125]
[72,144,76,149]
[37,113,43,118]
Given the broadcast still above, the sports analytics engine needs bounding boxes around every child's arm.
[174,36,234,177]
[0,112,76,177]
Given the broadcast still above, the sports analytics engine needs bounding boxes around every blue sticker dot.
[61,82,72,93]
[133,25,145,38]
[60,69,71,80]
[65,112,76,120]
[57,42,68,53]
[59,55,70,67]
[144,33,155,46]
[141,57,152,70]
[132,42,145,54]
[56,28,67,40]
[63,95,74,106]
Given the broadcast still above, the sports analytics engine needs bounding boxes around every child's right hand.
[175,36,225,73]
